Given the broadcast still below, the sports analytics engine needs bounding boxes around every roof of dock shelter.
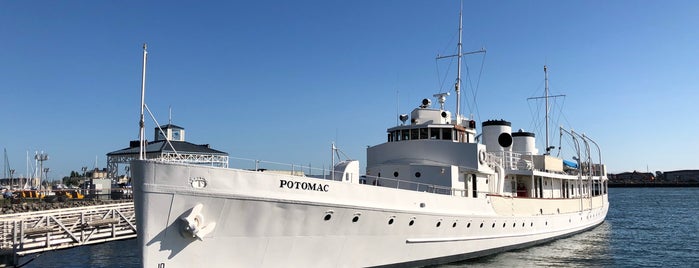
[107,140,227,156]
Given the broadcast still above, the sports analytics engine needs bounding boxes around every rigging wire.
[435,30,458,93]
[467,51,487,122]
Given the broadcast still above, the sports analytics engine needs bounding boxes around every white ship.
[131,8,608,268]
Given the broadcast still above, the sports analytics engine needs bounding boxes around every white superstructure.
[130,6,608,268]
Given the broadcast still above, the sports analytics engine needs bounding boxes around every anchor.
[179,203,216,240]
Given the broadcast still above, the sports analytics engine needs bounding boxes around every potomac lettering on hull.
[279,179,330,192]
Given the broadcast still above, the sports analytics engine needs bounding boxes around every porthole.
[393,171,399,177]
[352,216,359,223]
[452,222,457,228]
[531,222,533,227]
[409,220,415,226]
[480,223,484,228]
[545,221,548,226]
[492,223,495,228]
[436,221,441,227]
[324,214,332,221]
[467,222,471,228]
[388,218,394,225]
[502,223,506,228]
[415,172,421,178]
[513,223,516,228]
[522,222,525,227]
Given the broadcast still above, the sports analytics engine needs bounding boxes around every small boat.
[131,5,608,268]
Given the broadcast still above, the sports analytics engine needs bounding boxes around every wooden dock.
[0,202,136,267]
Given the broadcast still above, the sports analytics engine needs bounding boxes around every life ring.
[478,150,487,165]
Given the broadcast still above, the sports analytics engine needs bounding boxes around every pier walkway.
[0,202,136,267]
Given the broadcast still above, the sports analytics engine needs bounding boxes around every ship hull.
[132,160,608,267]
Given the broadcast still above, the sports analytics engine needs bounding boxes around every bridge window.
[401,130,409,141]
[410,128,419,140]
[430,128,439,139]
[419,128,428,139]
[442,128,452,140]
[387,133,393,142]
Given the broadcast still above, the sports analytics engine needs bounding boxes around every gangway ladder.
[0,202,136,267]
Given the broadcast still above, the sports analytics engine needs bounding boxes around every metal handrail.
[228,156,470,197]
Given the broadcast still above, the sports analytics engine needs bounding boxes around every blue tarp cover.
[563,159,579,169]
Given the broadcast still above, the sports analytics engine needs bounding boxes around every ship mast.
[544,65,549,152]
[139,44,148,160]
[455,2,463,119]
[528,65,564,155]
[436,1,485,123]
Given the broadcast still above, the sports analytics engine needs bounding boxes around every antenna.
[436,1,485,123]
[433,92,450,110]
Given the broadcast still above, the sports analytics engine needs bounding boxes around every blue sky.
[1,0,698,180]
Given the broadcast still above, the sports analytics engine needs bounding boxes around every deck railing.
[228,157,470,197]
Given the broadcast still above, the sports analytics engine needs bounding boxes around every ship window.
[401,129,409,141]
[502,223,506,228]
[419,128,428,139]
[492,223,495,228]
[467,222,471,228]
[388,218,394,225]
[441,128,452,140]
[410,128,419,140]
[480,223,484,228]
[393,171,399,177]
[415,172,421,178]
[409,220,414,226]
[430,128,439,139]
[452,222,457,228]
[436,222,441,227]
[352,216,359,223]
[387,133,393,142]
[324,214,332,221]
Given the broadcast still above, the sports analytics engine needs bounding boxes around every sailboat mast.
[139,44,148,160]
[455,2,463,119]
[544,65,549,152]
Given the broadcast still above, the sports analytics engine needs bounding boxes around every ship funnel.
[482,120,512,152]
[512,129,537,154]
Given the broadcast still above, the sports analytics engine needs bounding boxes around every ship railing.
[360,174,467,196]
[228,157,468,196]
[486,151,534,171]
[229,156,341,177]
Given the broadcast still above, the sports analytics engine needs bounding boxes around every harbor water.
[18,188,699,267]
